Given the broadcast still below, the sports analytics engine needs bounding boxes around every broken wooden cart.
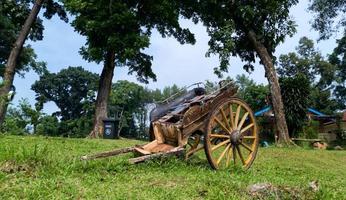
[82,82,259,170]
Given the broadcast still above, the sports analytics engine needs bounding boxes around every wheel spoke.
[229,104,235,130]
[243,135,256,139]
[240,123,254,133]
[220,108,231,131]
[211,139,230,151]
[238,112,249,130]
[186,145,204,157]
[217,144,231,165]
[214,117,230,133]
[234,105,241,129]
[240,142,253,152]
[210,134,230,139]
[236,145,246,165]
[232,146,236,165]
[226,144,232,167]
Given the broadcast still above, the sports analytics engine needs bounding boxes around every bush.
[35,116,59,136]
[35,116,92,138]
[300,120,319,139]
[58,117,93,138]
[0,117,27,135]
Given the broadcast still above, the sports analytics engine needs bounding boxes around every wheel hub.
[230,129,241,145]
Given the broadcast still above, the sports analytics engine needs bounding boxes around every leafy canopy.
[183,0,298,75]
[309,0,346,40]
[63,0,196,83]
[278,37,344,112]
[0,0,67,77]
[31,66,99,120]
[235,75,269,112]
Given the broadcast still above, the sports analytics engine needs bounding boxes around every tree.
[109,80,152,139]
[309,0,346,40]
[328,37,346,109]
[278,37,343,113]
[185,0,298,144]
[17,98,42,133]
[309,0,346,109]
[279,75,310,137]
[31,66,98,120]
[64,0,196,138]
[235,75,269,112]
[0,0,67,126]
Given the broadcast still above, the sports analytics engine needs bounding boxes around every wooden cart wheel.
[204,97,259,170]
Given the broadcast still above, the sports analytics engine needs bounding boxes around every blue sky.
[12,1,341,114]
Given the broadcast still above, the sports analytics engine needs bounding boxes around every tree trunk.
[89,50,116,138]
[0,0,44,126]
[247,30,291,145]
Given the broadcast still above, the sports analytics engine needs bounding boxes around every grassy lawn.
[0,135,345,199]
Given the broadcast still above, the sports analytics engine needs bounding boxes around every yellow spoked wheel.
[204,98,259,170]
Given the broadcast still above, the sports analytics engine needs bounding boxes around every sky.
[12,1,341,114]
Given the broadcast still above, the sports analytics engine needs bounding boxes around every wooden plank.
[134,147,151,155]
[291,138,322,142]
[128,147,184,164]
[80,147,135,160]
[153,123,165,143]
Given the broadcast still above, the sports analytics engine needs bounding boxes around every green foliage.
[58,117,93,138]
[309,1,346,108]
[0,116,27,135]
[235,75,269,112]
[35,116,59,136]
[109,80,152,138]
[328,35,346,108]
[35,116,93,138]
[0,99,41,135]
[278,37,343,113]
[278,37,335,87]
[0,0,67,77]
[63,0,196,83]
[301,121,319,139]
[31,66,98,120]
[279,75,310,137]
[184,0,298,75]
[152,84,184,102]
[309,88,339,115]
[309,0,346,40]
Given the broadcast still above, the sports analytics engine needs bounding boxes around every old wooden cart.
[82,82,259,170]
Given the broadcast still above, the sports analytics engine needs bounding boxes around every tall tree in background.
[309,0,346,108]
[31,66,99,120]
[186,0,298,144]
[64,0,196,138]
[109,80,152,138]
[329,39,346,108]
[278,37,342,114]
[0,0,67,126]
[279,75,310,137]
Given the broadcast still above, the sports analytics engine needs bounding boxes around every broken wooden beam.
[128,147,184,164]
[81,146,135,161]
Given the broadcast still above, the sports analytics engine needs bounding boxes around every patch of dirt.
[0,161,34,174]
[247,182,318,200]
[149,180,178,188]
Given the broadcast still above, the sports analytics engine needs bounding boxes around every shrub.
[0,117,27,135]
[35,116,59,136]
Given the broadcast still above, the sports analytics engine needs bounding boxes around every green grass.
[0,135,345,199]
